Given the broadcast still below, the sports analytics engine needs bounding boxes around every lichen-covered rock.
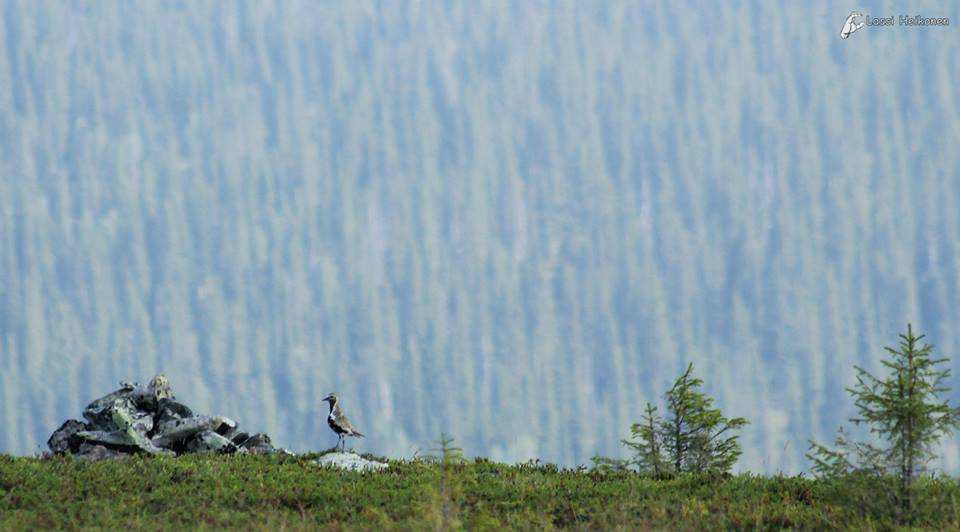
[83,387,136,428]
[151,415,221,449]
[185,431,237,454]
[125,375,174,411]
[313,452,388,472]
[147,374,174,401]
[76,396,174,455]
[131,410,154,434]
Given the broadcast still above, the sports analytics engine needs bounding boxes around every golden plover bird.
[322,393,364,451]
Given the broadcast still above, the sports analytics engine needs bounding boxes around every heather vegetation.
[3,453,960,530]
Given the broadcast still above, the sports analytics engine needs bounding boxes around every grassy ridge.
[1,454,958,530]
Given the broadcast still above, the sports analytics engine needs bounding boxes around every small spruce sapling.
[429,433,465,530]
[663,364,749,474]
[622,402,669,476]
[625,363,748,475]
[807,324,960,521]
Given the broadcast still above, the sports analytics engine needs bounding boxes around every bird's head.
[322,393,338,405]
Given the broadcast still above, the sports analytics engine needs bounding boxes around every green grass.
[1,453,958,530]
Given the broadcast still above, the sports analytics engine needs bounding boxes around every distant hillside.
[1,1,959,472]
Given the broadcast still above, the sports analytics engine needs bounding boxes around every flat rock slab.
[313,452,389,472]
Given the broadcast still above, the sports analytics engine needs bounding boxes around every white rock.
[313,452,389,472]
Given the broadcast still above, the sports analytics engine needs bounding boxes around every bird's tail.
[353,431,365,438]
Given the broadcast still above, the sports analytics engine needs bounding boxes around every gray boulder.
[151,415,221,449]
[155,398,194,426]
[238,433,274,454]
[47,419,88,454]
[76,442,128,461]
[185,431,238,454]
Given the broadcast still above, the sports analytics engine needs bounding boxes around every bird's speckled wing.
[337,414,362,436]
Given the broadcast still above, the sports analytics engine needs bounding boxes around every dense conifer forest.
[1,1,958,473]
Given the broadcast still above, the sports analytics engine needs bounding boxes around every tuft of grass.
[1,454,958,529]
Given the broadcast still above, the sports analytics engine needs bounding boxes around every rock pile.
[47,374,282,460]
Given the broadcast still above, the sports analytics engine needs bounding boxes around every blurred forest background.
[1,1,959,473]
